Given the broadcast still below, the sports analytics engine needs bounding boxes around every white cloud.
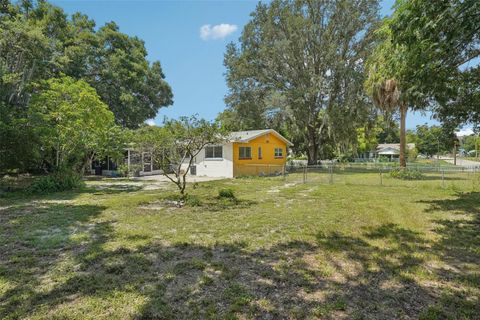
[456,127,474,137]
[145,119,156,126]
[200,23,237,40]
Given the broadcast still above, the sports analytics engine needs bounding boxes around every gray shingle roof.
[228,129,293,146]
[376,143,416,151]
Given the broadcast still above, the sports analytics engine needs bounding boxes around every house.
[189,129,293,178]
[372,143,416,160]
[90,129,292,178]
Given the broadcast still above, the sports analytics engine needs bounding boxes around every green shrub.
[389,168,424,180]
[378,156,391,163]
[218,188,235,199]
[186,195,202,207]
[27,171,84,193]
[164,193,202,207]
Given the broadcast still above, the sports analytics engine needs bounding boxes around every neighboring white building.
[372,143,416,160]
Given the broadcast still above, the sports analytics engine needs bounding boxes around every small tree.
[29,76,116,174]
[133,116,225,195]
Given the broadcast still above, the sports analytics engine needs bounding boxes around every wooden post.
[380,168,383,186]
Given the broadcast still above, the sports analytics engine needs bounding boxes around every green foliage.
[29,76,117,173]
[27,171,84,193]
[386,0,480,129]
[462,134,480,154]
[407,147,418,162]
[131,115,225,195]
[389,168,424,180]
[163,193,202,207]
[0,0,172,173]
[336,152,354,163]
[412,124,455,156]
[223,0,379,164]
[378,156,391,163]
[218,188,235,199]
[185,195,202,207]
[116,163,142,177]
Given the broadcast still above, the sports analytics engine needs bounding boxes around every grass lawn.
[0,173,479,319]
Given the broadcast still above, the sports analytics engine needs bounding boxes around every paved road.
[440,157,480,167]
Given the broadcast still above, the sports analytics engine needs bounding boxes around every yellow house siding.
[232,133,288,177]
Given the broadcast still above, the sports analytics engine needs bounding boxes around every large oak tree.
[222,0,379,164]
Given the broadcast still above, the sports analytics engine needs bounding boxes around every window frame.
[258,146,262,159]
[205,145,223,160]
[274,147,284,158]
[239,146,252,159]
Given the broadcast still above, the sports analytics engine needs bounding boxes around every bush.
[27,171,84,193]
[218,188,235,199]
[336,152,354,163]
[389,168,424,180]
[408,147,419,162]
[186,195,202,207]
[164,193,202,207]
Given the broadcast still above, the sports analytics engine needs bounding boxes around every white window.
[274,147,283,158]
[239,146,252,159]
[205,145,223,159]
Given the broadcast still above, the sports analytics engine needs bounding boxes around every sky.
[53,0,439,129]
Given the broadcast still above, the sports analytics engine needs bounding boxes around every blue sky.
[53,0,438,129]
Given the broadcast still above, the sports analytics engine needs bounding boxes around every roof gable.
[228,129,293,146]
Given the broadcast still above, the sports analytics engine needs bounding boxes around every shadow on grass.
[1,193,479,319]
[0,201,107,319]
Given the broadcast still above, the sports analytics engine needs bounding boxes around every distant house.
[372,143,416,160]
[188,129,293,178]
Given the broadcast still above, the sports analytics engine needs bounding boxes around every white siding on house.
[193,143,234,178]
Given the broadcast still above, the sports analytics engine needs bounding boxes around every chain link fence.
[282,163,480,190]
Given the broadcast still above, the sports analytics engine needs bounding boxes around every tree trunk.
[307,126,319,165]
[79,152,94,177]
[399,103,407,168]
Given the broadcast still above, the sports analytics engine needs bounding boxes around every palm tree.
[371,79,408,168]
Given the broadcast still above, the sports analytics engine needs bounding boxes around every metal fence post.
[303,165,306,184]
[442,170,445,189]
[380,168,383,186]
[329,164,333,184]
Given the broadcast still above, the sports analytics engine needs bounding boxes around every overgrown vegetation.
[27,170,84,194]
